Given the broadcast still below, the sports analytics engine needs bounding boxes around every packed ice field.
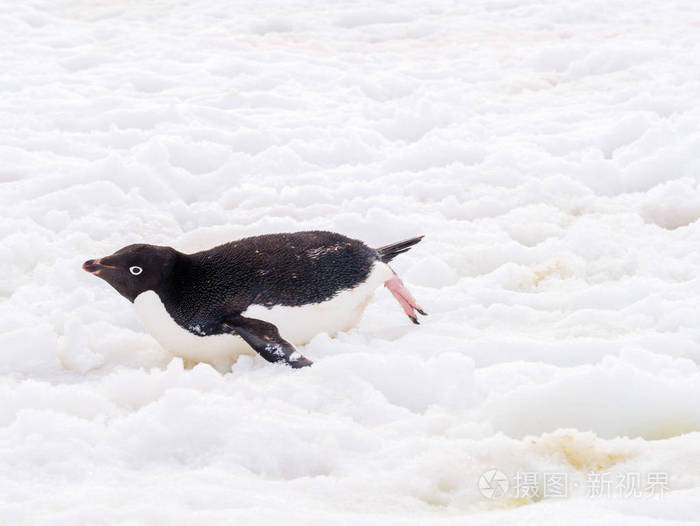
[2,0,700,524]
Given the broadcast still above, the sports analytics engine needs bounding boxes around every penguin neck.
[151,250,196,301]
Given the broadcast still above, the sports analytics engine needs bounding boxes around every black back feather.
[149,231,423,333]
[158,231,377,329]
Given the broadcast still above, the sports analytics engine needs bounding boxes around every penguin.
[83,231,426,370]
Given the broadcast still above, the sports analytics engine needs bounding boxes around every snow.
[2,0,700,523]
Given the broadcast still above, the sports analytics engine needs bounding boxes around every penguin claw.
[385,276,426,325]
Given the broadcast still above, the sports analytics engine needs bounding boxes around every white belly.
[132,263,393,370]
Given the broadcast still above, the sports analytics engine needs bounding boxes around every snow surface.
[2,0,700,524]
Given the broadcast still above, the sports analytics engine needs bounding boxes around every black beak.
[83,259,106,273]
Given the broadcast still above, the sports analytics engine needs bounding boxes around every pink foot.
[385,276,427,325]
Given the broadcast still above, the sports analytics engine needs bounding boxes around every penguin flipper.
[220,315,312,368]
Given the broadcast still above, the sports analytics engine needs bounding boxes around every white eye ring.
[129,266,143,276]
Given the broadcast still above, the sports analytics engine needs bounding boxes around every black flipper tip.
[289,356,313,368]
[409,315,420,325]
[416,308,428,316]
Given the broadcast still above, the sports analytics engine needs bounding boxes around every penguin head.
[83,244,178,302]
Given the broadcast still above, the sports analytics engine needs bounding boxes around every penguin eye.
[129,266,143,276]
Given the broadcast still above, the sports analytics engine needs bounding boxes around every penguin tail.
[376,235,424,263]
